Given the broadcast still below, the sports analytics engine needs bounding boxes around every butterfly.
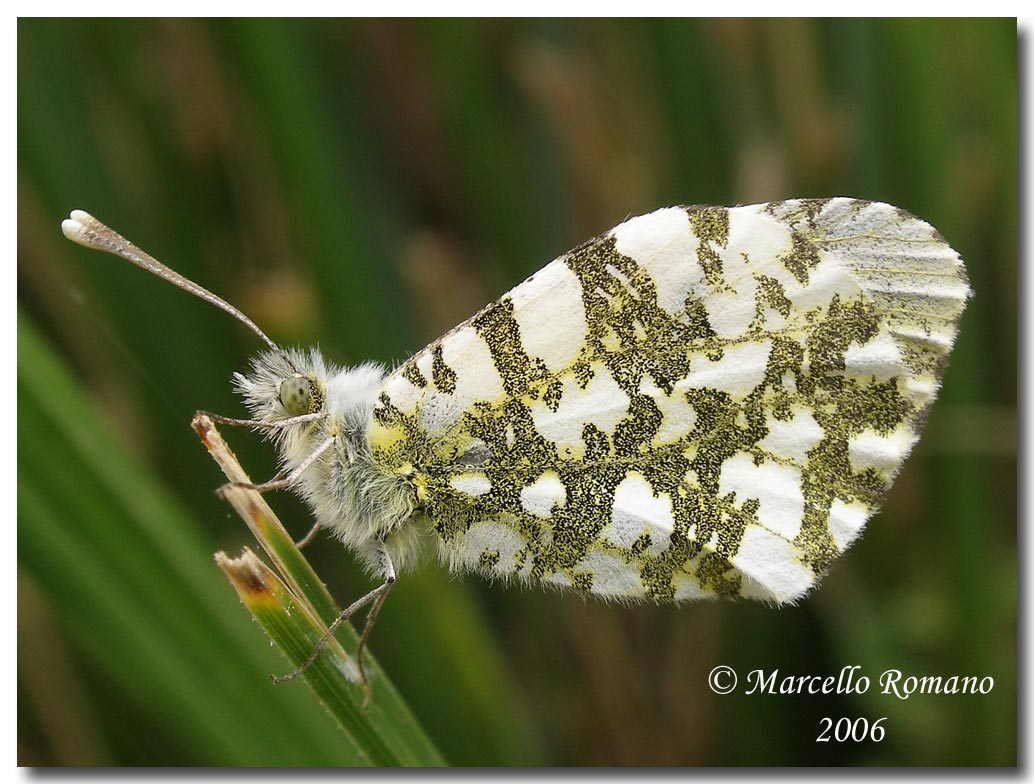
[63,198,970,682]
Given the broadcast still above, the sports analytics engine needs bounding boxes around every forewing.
[370,199,969,603]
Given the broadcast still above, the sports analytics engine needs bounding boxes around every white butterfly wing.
[370,199,969,603]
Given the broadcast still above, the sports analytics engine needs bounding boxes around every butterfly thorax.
[234,348,425,573]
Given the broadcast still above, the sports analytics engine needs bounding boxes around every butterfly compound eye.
[279,375,313,416]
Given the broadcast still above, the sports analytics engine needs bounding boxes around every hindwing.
[370,199,969,603]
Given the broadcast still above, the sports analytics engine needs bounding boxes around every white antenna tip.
[61,210,98,247]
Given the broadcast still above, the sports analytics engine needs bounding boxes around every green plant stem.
[195,414,445,767]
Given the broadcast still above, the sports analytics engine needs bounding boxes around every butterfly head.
[233,347,331,427]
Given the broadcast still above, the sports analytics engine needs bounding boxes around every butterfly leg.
[224,434,337,493]
[272,549,396,688]
[295,521,321,549]
[199,410,326,430]
[353,547,396,688]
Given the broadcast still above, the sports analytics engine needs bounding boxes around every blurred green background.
[18,18,1016,766]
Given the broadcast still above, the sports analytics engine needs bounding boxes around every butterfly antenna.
[61,210,286,359]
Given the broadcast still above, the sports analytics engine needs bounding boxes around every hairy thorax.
[234,349,427,574]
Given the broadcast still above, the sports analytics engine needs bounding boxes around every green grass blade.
[192,415,343,625]
[216,549,404,766]
[194,414,445,766]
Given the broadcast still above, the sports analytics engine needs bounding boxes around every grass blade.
[194,414,446,767]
